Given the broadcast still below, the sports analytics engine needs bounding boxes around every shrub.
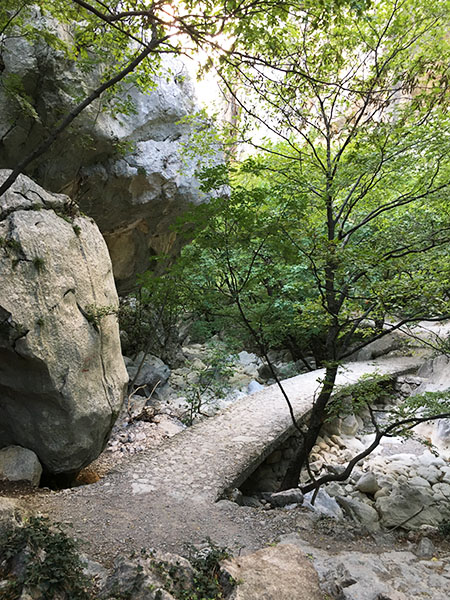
[0,516,94,599]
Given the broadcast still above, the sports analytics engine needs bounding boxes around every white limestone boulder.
[0,171,128,476]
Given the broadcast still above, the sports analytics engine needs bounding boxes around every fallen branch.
[389,506,425,532]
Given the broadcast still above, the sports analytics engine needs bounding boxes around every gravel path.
[26,355,423,563]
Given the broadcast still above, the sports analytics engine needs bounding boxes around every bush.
[438,518,450,538]
[0,516,94,600]
[181,342,236,425]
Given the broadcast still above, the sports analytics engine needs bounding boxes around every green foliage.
[85,303,117,326]
[119,273,186,363]
[32,256,45,272]
[131,0,450,482]
[167,129,450,365]
[126,542,233,600]
[438,519,450,538]
[182,540,233,600]
[2,73,41,123]
[386,390,450,436]
[53,199,79,221]
[177,109,223,171]
[0,0,372,162]
[0,516,94,600]
[326,374,395,421]
[0,237,23,253]
[180,342,236,425]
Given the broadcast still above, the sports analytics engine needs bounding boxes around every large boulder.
[335,496,380,532]
[0,8,218,293]
[126,352,171,393]
[0,171,128,476]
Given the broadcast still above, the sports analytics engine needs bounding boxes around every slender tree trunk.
[279,363,339,490]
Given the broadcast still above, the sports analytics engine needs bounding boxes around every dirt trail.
[24,355,423,563]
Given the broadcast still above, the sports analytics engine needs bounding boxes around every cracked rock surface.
[0,170,128,476]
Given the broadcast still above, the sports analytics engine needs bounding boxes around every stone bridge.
[131,355,421,501]
[30,355,423,559]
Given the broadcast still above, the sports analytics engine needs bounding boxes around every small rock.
[409,476,431,488]
[224,488,243,504]
[356,471,380,495]
[416,465,441,485]
[415,537,435,559]
[240,496,262,508]
[431,482,450,500]
[374,487,389,500]
[440,466,450,483]
[247,380,264,394]
[330,435,346,449]
[310,459,324,473]
[0,446,42,487]
[324,482,344,497]
[303,489,343,519]
[264,489,304,508]
[341,414,360,436]
[129,353,171,391]
[243,364,259,377]
[336,496,380,532]
[238,351,258,366]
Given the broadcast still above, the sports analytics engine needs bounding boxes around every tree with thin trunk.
[163,0,450,491]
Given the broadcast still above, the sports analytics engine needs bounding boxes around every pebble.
[415,537,435,559]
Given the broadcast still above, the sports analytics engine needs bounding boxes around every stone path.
[29,355,422,561]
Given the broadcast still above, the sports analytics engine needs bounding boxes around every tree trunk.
[279,363,339,490]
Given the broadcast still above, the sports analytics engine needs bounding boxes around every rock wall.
[0,170,128,476]
[0,9,217,293]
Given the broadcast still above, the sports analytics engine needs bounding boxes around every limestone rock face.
[0,10,217,293]
[0,171,128,475]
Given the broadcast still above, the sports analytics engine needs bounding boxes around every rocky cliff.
[0,10,215,292]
